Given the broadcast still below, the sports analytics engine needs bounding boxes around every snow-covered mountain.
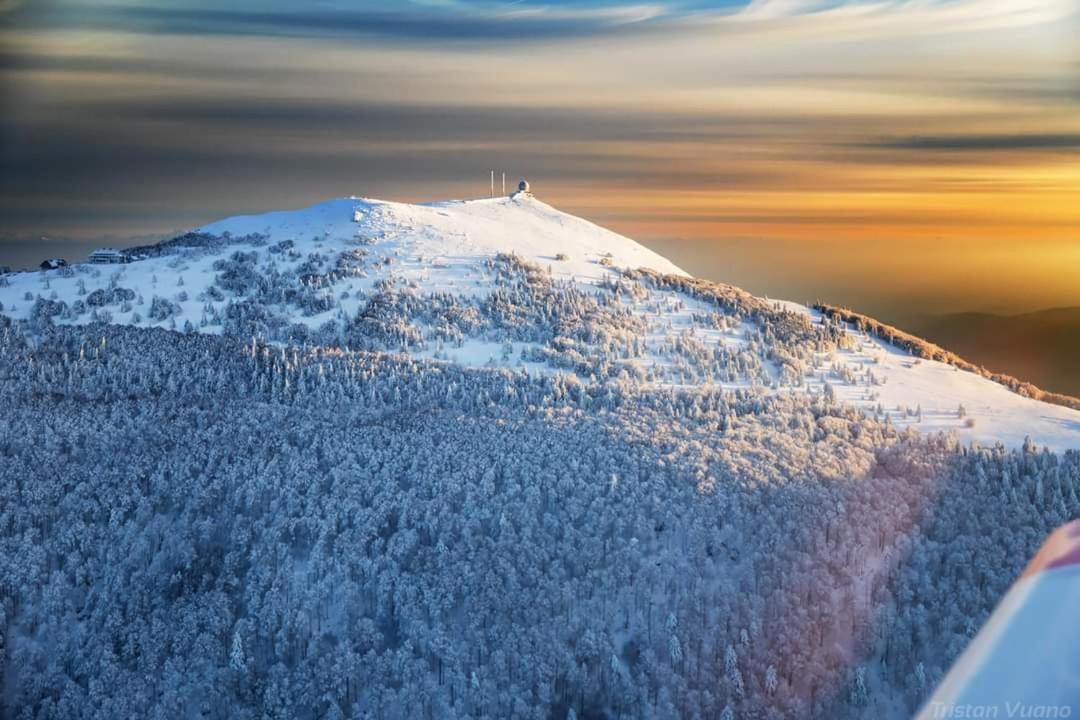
[2,193,1077,451]
[3,194,1080,720]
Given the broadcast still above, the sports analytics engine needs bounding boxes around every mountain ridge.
[814,304,1080,413]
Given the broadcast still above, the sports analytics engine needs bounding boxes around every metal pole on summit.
[502,172,506,195]
[490,171,494,198]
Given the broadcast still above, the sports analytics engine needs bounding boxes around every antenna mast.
[490,171,494,198]
[502,172,506,195]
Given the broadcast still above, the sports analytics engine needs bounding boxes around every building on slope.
[88,248,130,264]
[513,178,532,198]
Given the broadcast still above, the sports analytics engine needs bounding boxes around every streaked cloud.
[865,134,1080,152]
[7,1,679,42]
[735,0,1074,30]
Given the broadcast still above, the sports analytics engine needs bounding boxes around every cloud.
[865,134,1080,152]
[8,0,1076,48]
[733,0,1074,31]
[0,94,803,208]
[72,96,805,144]
[9,1,674,43]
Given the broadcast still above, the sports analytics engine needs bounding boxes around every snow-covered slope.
[1,193,1077,451]
[201,194,686,286]
[777,302,1080,452]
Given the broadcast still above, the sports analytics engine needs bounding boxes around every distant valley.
[905,307,1080,398]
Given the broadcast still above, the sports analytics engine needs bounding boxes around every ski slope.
[1,193,1077,451]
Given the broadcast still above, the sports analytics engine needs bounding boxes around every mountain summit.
[0,194,1077,451]
[198,193,687,283]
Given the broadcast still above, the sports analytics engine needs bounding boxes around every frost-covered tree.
[230,628,247,674]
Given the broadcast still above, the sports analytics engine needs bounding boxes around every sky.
[1,0,1079,320]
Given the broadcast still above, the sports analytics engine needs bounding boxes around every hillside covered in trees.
[1,196,1078,719]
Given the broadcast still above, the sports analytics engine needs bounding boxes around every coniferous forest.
[1,310,1076,719]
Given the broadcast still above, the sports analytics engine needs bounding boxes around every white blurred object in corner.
[919,520,1080,718]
